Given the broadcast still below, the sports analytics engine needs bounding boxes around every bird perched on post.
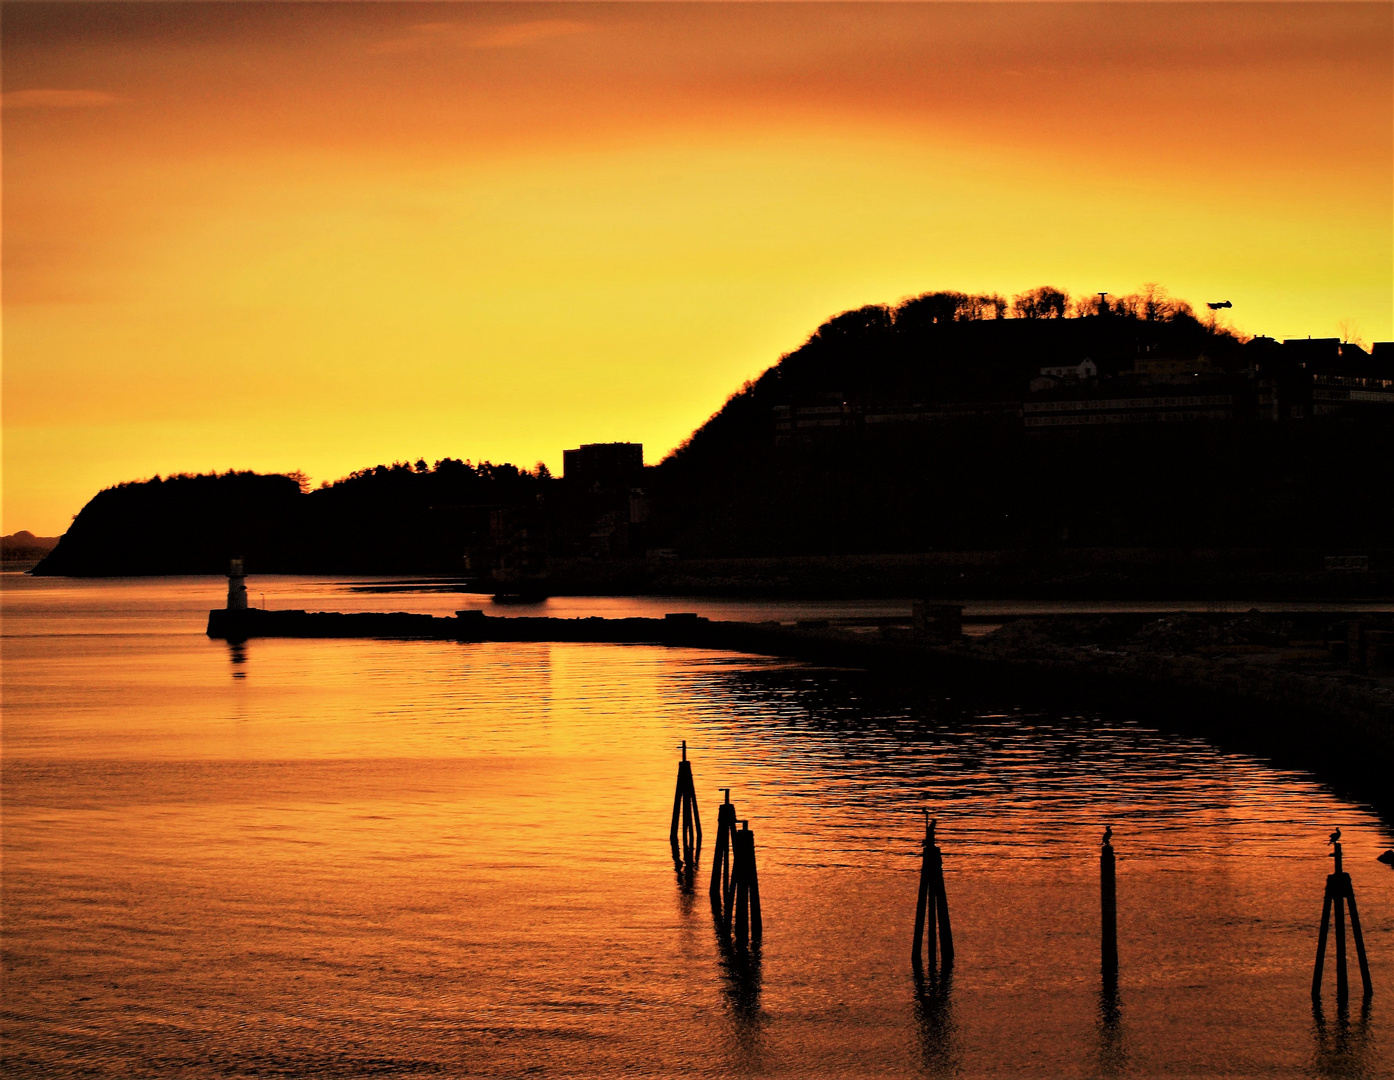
[1329,828,1342,845]
[1103,825,1113,845]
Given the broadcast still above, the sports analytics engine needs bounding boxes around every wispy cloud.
[3,89,122,111]
[376,19,588,55]
[473,20,588,50]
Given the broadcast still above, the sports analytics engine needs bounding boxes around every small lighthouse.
[226,558,248,611]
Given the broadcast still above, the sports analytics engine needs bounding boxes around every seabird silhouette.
[1329,828,1342,845]
[1207,301,1233,310]
[1103,825,1113,845]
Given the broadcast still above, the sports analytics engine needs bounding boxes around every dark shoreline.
[208,605,1394,818]
[37,547,1394,603]
[537,551,1394,602]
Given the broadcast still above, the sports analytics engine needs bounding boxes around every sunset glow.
[5,2,1391,534]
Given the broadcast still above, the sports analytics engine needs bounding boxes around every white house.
[1038,359,1098,380]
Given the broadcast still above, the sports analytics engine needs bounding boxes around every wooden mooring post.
[1312,830,1373,1002]
[1101,826,1118,980]
[912,813,954,969]
[723,819,763,948]
[669,741,703,858]
[710,788,738,905]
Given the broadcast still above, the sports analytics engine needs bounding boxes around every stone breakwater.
[951,612,1394,782]
[208,606,1393,807]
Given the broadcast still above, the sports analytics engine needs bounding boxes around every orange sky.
[4,2,1391,536]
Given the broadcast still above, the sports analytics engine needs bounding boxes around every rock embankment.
[957,610,1394,770]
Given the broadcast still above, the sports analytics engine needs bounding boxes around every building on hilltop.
[1248,337,1394,421]
[774,396,1023,448]
[563,442,644,490]
[560,442,649,558]
[770,336,1394,442]
[1025,351,1246,427]
[1039,359,1098,380]
[1310,341,1394,417]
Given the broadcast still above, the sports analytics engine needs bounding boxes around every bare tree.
[896,292,965,327]
[1337,318,1366,347]
[1138,283,1171,321]
[1011,286,1070,319]
[898,291,1012,325]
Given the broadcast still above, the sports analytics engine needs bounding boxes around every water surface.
[3,576,1390,1077]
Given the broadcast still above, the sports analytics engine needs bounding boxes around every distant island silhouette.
[3,531,60,571]
[33,284,1394,595]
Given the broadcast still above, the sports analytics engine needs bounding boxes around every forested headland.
[33,284,1394,592]
[32,460,549,576]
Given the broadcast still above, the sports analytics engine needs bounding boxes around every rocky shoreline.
[948,612,1394,796]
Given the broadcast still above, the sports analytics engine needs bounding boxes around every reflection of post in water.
[670,835,697,898]
[707,799,762,1065]
[1311,994,1373,1077]
[669,740,703,870]
[227,640,248,677]
[912,962,958,1075]
[715,930,764,1063]
[912,813,954,970]
[1096,971,1127,1077]
[1311,829,1373,1004]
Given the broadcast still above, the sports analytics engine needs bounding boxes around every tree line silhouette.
[35,460,553,575]
[33,284,1392,576]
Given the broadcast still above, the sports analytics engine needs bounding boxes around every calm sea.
[3,575,1390,1078]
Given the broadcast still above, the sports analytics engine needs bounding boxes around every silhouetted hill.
[33,461,549,576]
[35,472,303,575]
[31,285,1394,579]
[648,292,1394,555]
[2,531,61,570]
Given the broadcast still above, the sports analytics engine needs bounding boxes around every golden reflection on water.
[3,577,1392,1077]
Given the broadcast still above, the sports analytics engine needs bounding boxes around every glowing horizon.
[5,2,1391,535]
